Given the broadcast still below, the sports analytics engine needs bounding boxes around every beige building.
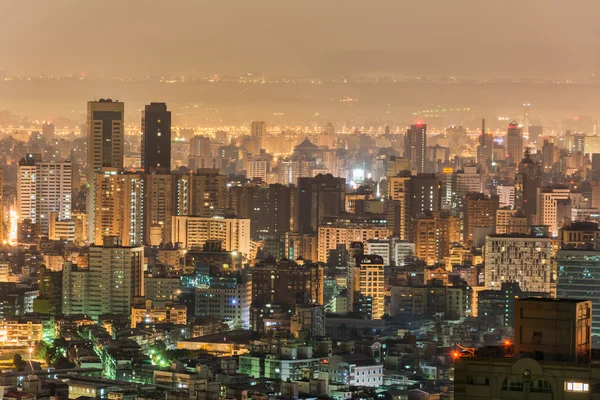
[145,173,173,246]
[358,255,385,319]
[130,302,187,328]
[172,216,251,258]
[485,234,555,296]
[317,225,390,263]
[93,170,144,246]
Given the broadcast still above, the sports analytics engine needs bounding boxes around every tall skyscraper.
[404,123,427,173]
[405,173,442,242]
[87,99,124,240]
[145,173,173,246]
[515,149,543,223]
[296,174,346,234]
[251,120,268,151]
[477,118,494,169]
[505,121,523,166]
[141,102,171,173]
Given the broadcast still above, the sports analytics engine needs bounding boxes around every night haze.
[1,0,599,78]
[2,1,600,397]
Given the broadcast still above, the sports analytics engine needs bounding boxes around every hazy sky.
[1,0,599,78]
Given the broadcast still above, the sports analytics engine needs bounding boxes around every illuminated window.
[566,382,589,392]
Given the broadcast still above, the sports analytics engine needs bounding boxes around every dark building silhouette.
[404,123,427,173]
[515,149,542,224]
[142,102,172,173]
[296,174,346,234]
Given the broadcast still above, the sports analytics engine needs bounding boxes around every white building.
[495,208,515,234]
[172,216,251,258]
[247,156,268,182]
[536,187,571,236]
[364,238,414,266]
[496,185,516,209]
[484,234,555,296]
[17,160,72,234]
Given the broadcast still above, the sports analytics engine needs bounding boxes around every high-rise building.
[464,193,499,245]
[62,262,89,316]
[247,154,269,182]
[86,99,124,174]
[557,247,600,342]
[93,170,144,246]
[356,255,385,319]
[296,174,346,234]
[172,216,251,258]
[415,216,437,265]
[485,233,555,295]
[251,120,268,151]
[477,118,494,169]
[536,186,571,237]
[249,184,291,239]
[86,236,144,318]
[141,102,171,173]
[86,99,124,240]
[406,173,441,242]
[145,174,173,246]
[173,169,227,218]
[522,103,530,141]
[404,123,427,173]
[505,121,523,166]
[317,223,390,263]
[515,149,542,223]
[17,159,72,235]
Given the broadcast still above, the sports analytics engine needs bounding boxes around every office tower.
[404,123,427,173]
[536,186,571,237]
[251,120,268,151]
[406,173,442,242]
[250,184,291,239]
[145,174,173,246]
[522,103,530,141]
[514,298,591,363]
[62,262,89,315]
[141,102,171,173]
[464,193,499,245]
[387,171,412,240]
[17,159,72,235]
[477,118,494,169]
[251,258,324,307]
[171,216,251,258]
[86,99,124,174]
[557,247,600,341]
[87,99,124,241]
[453,166,483,210]
[86,236,144,318]
[485,232,555,295]
[296,174,346,234]
[93,170,144,246]
[195,273,251,329]
[356,255,385,319]
[515,149,543,223]
[505,121,523,166]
